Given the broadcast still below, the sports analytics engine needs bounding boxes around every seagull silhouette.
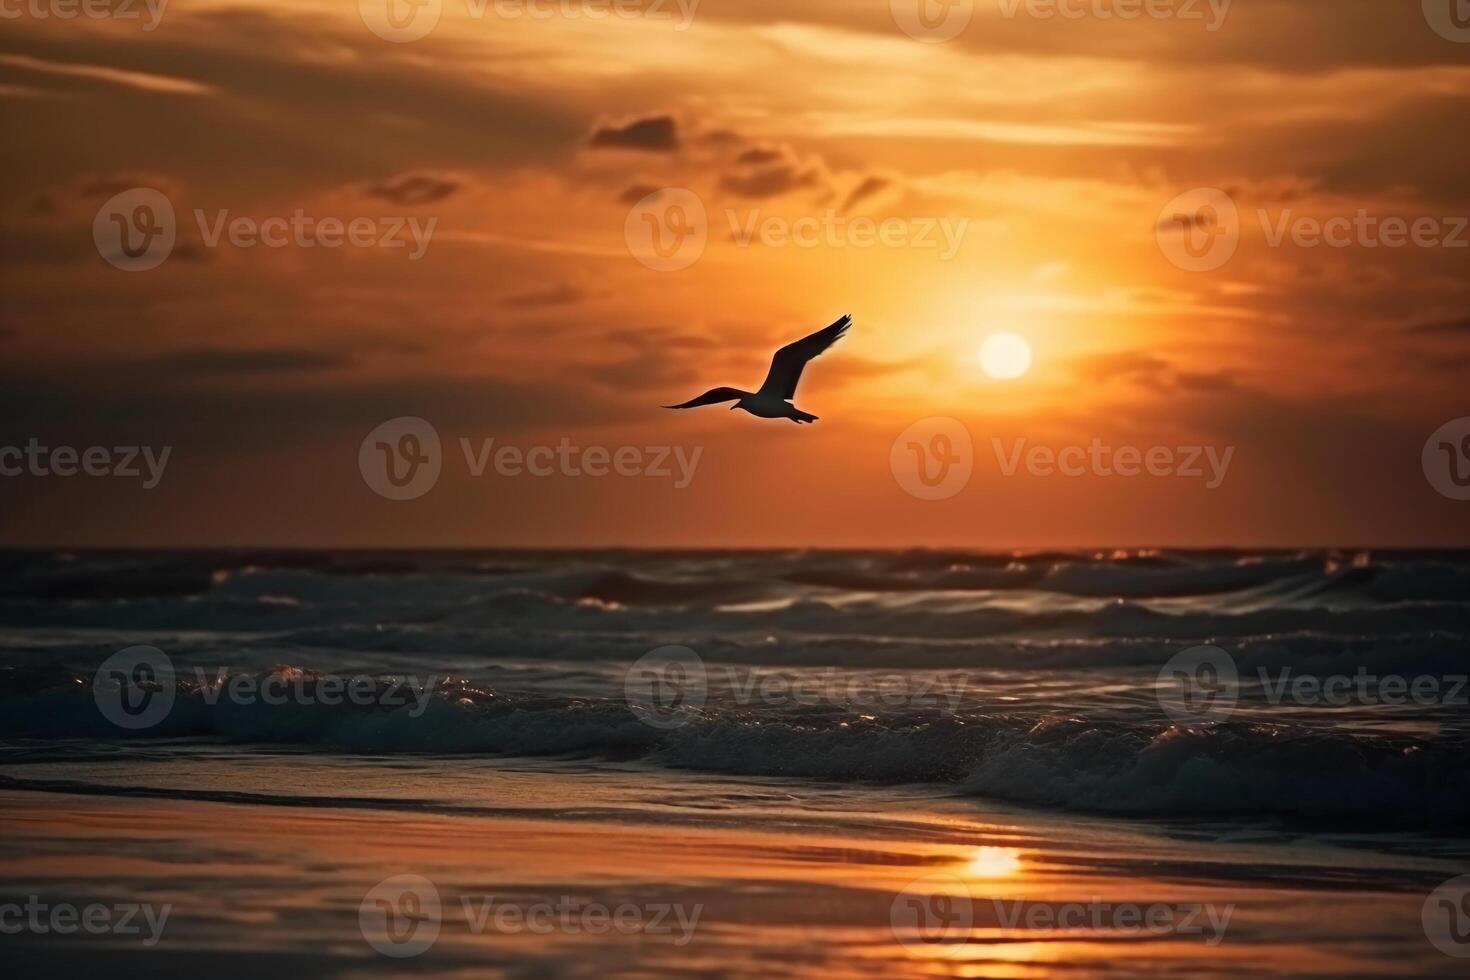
[663,314,851,424]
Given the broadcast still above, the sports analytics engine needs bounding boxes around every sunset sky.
[1,0,1467,547]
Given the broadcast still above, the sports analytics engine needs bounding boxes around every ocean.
[2,548,1468,976]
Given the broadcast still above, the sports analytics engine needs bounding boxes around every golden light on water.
[966,846,1024,878]
[979,333,1032,379]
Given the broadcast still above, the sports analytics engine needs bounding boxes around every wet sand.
[1,754,1463,978]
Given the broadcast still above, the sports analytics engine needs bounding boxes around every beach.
[2,759,1463,978]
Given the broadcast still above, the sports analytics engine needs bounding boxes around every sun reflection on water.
[967,845,1024,879]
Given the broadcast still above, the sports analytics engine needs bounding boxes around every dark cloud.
[588,115,678,152]
[1276,99,1470,203]
[0,361,645,451]
[617,182,663,205]
[145,347,352,376]
[700,129,744,147]
[574,326,718,390]
[169,242,210,263]
[809,354,920,389]
[690,0,1462,72]
[574,356,695,390]
[0,13,586,199]
[1,225,119,266]
[735,147,784,166]
[841,176,892,211]
[77,174,153,199]
[1173,371,1240,393]
[23,173,180,225]
[350,335,431,357]
[1069,350,1241,395]
[719,143,828,199]
[1071,350,1171,383]
[721,161,823,199]
[1405,316,1470,336]
[605,327,717,353]
[363,173,461,206]
[501,283,589,310]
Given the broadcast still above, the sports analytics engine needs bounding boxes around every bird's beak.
[729,404,738,410]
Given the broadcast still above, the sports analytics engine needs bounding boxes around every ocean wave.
[3,664,1468,826]
[2,551,1466,636]
[959,718,1468,823]
[3,549,1467,826]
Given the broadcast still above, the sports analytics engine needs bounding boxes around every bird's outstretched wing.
[757,314,851,400]
[663,386,747,409]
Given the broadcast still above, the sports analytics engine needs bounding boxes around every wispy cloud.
[0,53,214,96]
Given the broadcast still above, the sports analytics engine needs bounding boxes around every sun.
[979,333,1032,379]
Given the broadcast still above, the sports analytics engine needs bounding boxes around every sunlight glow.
[966,846,1024,878]
[979,333,1032,379]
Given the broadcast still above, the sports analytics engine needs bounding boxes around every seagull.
[663,314,851,424]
